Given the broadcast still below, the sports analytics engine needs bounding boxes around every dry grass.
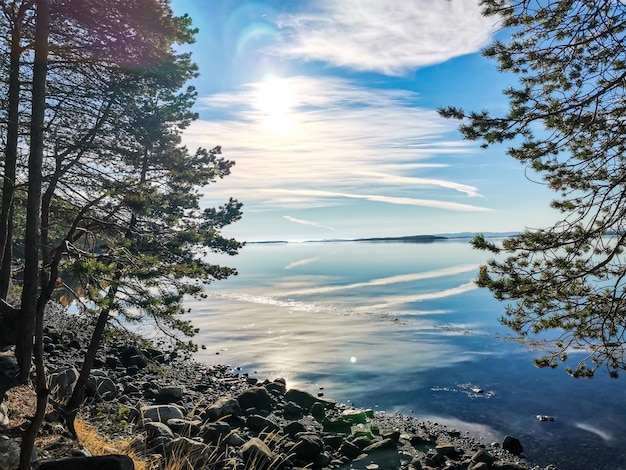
[74,417,155,470]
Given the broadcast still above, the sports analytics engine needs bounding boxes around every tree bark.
[0,5,25,299]
[18,2,50,465]
[15,0,49,384]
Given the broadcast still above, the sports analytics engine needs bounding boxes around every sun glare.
[255,75,296,134]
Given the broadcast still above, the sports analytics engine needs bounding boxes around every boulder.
[241,438,274,467]
[293,433,324,460]
[202,421,231,444]
[49,366,79,400]
[139,405,184,424]
[202,396,241,421]
[237,386,271,411]
[502,435,524,456]
[155,386,183,404]
[246,414,279,433]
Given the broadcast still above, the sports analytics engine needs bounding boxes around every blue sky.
[170,0,558,242]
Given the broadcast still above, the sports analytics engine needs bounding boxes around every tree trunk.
[0,10,24,300]
[18,2,50,465]
[15,0,49,383]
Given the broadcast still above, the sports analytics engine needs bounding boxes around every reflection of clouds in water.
[284,256,321,270]
[279,264,478,296]
[574,422,615,443]
[365,282,477,309]
[191,299,465,388]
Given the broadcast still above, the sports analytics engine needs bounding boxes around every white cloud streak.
[183,76,490,213]
[273,0,498,75]
[283,216,336,231]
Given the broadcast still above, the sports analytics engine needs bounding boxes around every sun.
[255,75,296,134]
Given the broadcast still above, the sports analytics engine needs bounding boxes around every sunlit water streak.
[188,240,626,470]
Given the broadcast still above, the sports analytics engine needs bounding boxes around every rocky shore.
[0,309,557,470]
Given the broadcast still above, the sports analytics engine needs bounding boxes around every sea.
[187,238,626,470]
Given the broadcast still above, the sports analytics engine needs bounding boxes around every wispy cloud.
[183,76,489,213]
[270,189,490,212]
[283,216,336,231]
[273,0,498,75]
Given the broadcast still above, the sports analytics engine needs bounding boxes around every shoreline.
[0,308,554,469]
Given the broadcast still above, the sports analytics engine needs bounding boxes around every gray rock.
[284,401,304,420]
[49,366,79,400]
[166,418,201,436]
[311,401,325,422]
[293,433,324,460]
[202,421,231,444]
[0,436,27,470]
[237,386,271,411]
[339,441,363,459]
[139,405,184,424]
[284,388,318,410]
[241,437,274,467]
[264,380,286,395]
[86,376,118,401]
[155,386,183,404]
[38,455,134,470]
[471,449,495,466]
[165,437,211,465]
[364,438,396,453]
[202,396,241,421]
[246,414,279,433]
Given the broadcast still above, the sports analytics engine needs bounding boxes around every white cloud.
[283,216,336,231]
[183,75,488,212]
[273,0,498,75]
[269,189,490,212]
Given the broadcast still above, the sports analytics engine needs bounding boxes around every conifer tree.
[440,0,626,378]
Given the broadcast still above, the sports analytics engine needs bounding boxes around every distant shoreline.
[247,232,518,245]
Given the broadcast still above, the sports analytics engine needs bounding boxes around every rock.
[435,442,458,458]
[293,433,324,460]
[283,401,304,420]
[363,438,396,453]
[502,435,524,456]
[49,366,79,400]
[471,449,495,467]
[246,414,279,433]
[311,401,325,422]
[241,437,274,467]
[38,455,134,470]
[323,417,352,434]
[155,386,183,404]
[265,379,286,395]
[284,421,307,437]
[166,418,201,436]
[86,376,118,401]
[339,441,363,460]
[237,386,271,411]
[285,388,318,411]
[139,405,184,424]
[342,409,368,424]
[536,415,555,422]
[0,435,32,470]
[144,421,175,439]
[202,396,241,421]
[202,421,231,444]
[165,437,210,464]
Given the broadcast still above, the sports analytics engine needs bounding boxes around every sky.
[170,0,558,242]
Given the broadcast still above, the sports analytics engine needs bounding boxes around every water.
[188,240,626,470]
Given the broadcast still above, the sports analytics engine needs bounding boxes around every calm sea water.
[188,240,626,470]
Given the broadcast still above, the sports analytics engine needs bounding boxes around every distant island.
[247,232,518,245]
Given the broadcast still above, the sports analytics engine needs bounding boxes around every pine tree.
[440,1,626,378]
